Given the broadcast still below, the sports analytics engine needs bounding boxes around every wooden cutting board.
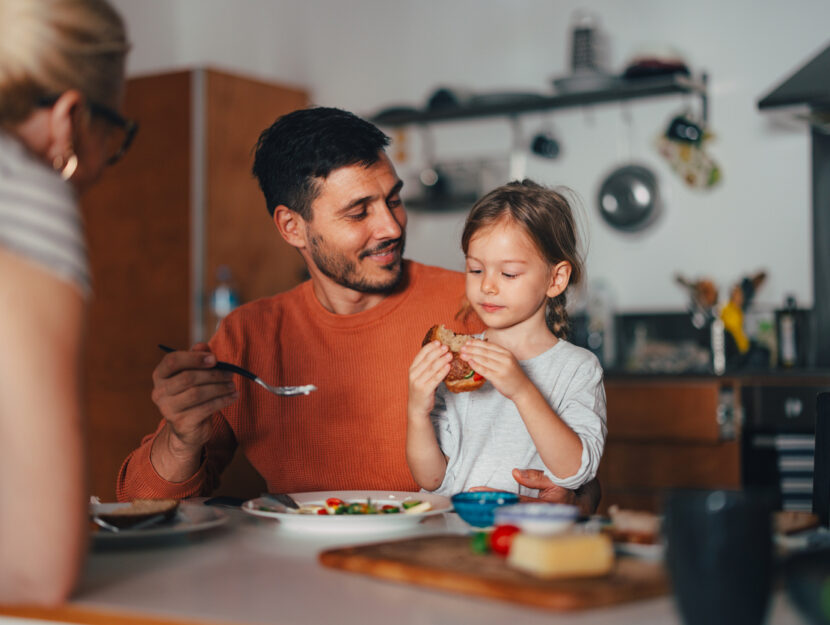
[319,534,669,612]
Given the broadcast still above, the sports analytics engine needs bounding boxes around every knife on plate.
[261,492,300,510]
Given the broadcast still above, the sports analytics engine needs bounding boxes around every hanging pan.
[597,163,661,232]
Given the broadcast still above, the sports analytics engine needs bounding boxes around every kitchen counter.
[604,368,830,383]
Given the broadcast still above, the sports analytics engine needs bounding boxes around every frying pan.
[597,164,661,232]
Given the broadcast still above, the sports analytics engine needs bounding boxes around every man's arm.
[469,470,602,516]
[512,469,601,516]
[116,344,239,501]
[116,413,238,501]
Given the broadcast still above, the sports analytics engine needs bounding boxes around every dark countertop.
[604,368,830,385]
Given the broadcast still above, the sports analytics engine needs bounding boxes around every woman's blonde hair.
[0,0,128,124]
[462,179,584,339]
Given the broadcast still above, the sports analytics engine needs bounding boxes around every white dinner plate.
[90,502,228,542]
[242,490,451,533]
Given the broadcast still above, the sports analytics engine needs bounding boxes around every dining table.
[0,499,808,625]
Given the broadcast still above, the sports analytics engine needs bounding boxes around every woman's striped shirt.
[0,130,90,296]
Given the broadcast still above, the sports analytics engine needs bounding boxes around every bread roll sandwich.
[422,324,486,393]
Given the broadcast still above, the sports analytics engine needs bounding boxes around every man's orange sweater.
[117,261,483,500]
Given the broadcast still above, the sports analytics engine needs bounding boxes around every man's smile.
[361,240,401,264]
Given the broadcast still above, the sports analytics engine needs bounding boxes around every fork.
[158,345,317,397]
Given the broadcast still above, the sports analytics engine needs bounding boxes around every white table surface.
[6,503,808,625]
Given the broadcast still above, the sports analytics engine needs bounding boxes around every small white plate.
[494,503,579,535]
[242,490,451,533]
[90,502,228,541]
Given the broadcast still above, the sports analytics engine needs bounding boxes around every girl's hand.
[407,341,452,418]
[459,339,531,400]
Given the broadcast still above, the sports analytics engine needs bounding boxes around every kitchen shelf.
[370,73,708,127]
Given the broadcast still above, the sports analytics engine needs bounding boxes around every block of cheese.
[507,531,614,579]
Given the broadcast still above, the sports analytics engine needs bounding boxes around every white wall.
[111,0,830,313]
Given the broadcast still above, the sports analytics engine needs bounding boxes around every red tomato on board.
[490,525,520,556]
[326,498,344,508]
[316,508,329,515]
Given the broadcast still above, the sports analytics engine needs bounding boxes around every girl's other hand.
[459,339,530,400]
[407,341,452,418]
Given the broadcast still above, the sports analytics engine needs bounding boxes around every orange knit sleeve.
[115,413,236,501]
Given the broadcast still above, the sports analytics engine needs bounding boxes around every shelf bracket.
[701,72,709,124]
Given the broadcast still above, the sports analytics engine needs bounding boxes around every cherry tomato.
[326,498,345,508]
[490,525,520,556]
[316,508,329,515]
[473,372,484,382]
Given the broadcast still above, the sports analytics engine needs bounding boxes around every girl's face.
[465,220,564,331]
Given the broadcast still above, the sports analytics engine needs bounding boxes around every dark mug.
[663,489,774,625]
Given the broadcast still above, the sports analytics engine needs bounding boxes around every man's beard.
[307,231,406,294]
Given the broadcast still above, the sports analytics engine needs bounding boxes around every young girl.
[407,179,606,497]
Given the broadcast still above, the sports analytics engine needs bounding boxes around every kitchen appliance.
[741,384,830,511]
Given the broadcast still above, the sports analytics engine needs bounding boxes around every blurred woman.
[0,0,132,603]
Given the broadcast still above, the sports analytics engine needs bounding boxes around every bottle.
[711,318,726,375]
[210,265,239,331]
[586,280,616,368]
[755,318,778,368]
[777,295,798,368]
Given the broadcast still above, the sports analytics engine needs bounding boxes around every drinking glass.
[663,489,773,625]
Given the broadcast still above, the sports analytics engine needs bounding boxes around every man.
[117,107,599,512]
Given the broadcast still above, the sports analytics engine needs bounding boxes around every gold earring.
[60,153,78,181]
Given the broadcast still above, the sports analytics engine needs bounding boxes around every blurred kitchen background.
[83,0,830,511]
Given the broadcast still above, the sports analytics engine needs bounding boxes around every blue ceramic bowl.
[451,491,520,528]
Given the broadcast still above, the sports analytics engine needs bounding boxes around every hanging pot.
[597,164,661,232]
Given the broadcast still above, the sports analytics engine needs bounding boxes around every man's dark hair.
[252,107,390,219]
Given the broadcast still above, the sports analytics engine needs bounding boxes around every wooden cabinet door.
[204,69,309,334]
[599,379,740,513]
[82,71,192,502]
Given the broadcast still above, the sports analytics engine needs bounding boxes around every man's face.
[303,153,407,293]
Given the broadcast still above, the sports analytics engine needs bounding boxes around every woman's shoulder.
[0,132,88,294]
